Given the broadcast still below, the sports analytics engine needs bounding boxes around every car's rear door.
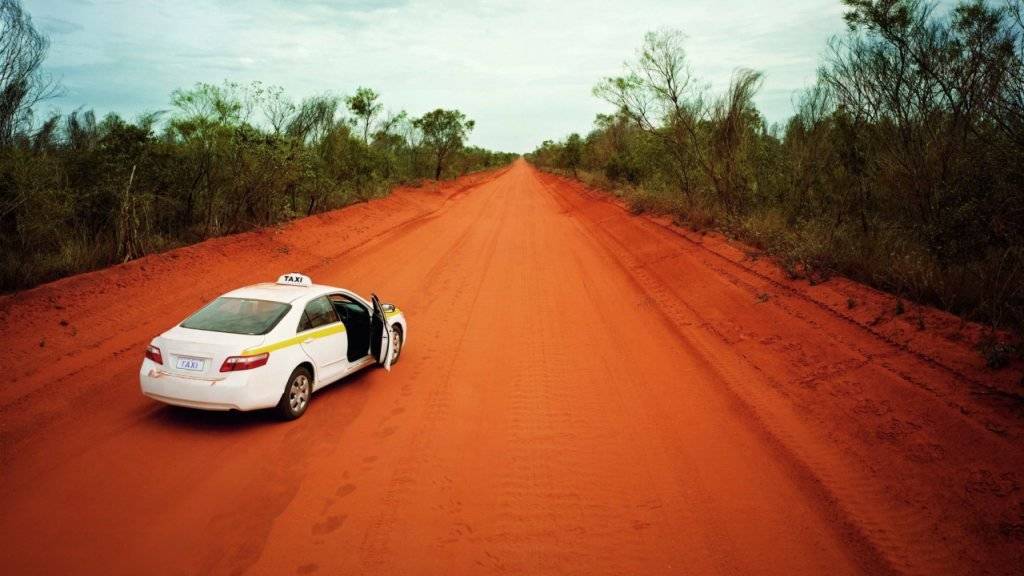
[298,295,348,384]
[370,293,394,371]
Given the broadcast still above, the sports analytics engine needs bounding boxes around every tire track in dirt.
[0,169,505,479]
[533,171,900,573]
[538,172,1020,421]
[3,161,1021,575]
[353,177,513,572]
[534,167,1023,575]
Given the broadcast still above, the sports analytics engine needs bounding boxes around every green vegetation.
[530,0,1024,340]
[0,0,514,292]
[414,109,477,180]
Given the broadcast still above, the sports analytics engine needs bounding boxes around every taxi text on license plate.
[176,357,204,371]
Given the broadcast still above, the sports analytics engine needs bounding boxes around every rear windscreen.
[181,297,291,335]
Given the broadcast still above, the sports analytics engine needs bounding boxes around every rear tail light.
[145,345,163,365]
[220,353,269,372]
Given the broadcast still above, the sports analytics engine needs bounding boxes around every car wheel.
[277,366,312,420]
[390,325,403,365]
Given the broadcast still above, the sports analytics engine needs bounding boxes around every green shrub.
[0,82,515,292]
[528,7,1024,346]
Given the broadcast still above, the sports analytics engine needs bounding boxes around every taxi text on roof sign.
[277,273,312,287]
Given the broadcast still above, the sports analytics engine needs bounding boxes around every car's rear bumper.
[142,390,239,411]
[139,361,276,411]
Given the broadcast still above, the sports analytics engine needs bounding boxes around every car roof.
[223,282,340,304]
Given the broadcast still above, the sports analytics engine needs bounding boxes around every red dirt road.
[1,160,1022,575]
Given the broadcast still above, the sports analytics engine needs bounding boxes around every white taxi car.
[140,273,406,419]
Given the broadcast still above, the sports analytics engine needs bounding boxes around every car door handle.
[303,338,314,344]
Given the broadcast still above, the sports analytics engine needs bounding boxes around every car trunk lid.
[155,326,265,379]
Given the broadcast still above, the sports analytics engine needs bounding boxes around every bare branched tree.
[594,29,706,197]
[259,84,296,135]
[0,0,58,144]
[594,29,764,206]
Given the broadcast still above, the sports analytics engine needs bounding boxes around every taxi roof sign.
[277,273,312,287]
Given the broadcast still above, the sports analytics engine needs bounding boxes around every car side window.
[299,296,339,332]
[329,293,367,321]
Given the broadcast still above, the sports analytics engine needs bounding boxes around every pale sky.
[27,0,847,152]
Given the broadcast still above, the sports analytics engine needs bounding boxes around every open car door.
[370,293,394,371]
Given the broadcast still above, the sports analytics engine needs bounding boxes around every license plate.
[176,357,205,371]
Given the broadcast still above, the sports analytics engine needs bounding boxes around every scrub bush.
[529,1,1024,343]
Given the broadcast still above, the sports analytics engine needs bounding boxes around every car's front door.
[329,293,372,362]
[370,293,394,371]
[298,295,348,386]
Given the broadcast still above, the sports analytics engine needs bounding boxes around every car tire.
[390,325,403,365]
[277,366,312,420]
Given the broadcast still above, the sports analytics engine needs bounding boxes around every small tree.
[414,108,475,179]
[594,28,765,209]
[260,84,296,135]
[561,133,583,177]
[345,87,382,143]
[593,29,706,199]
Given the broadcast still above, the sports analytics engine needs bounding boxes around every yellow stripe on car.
[242,323,346,355]
[242,308,401,357]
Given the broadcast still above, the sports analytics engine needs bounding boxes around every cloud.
[27,0,847,152]
[36,16,83,35]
